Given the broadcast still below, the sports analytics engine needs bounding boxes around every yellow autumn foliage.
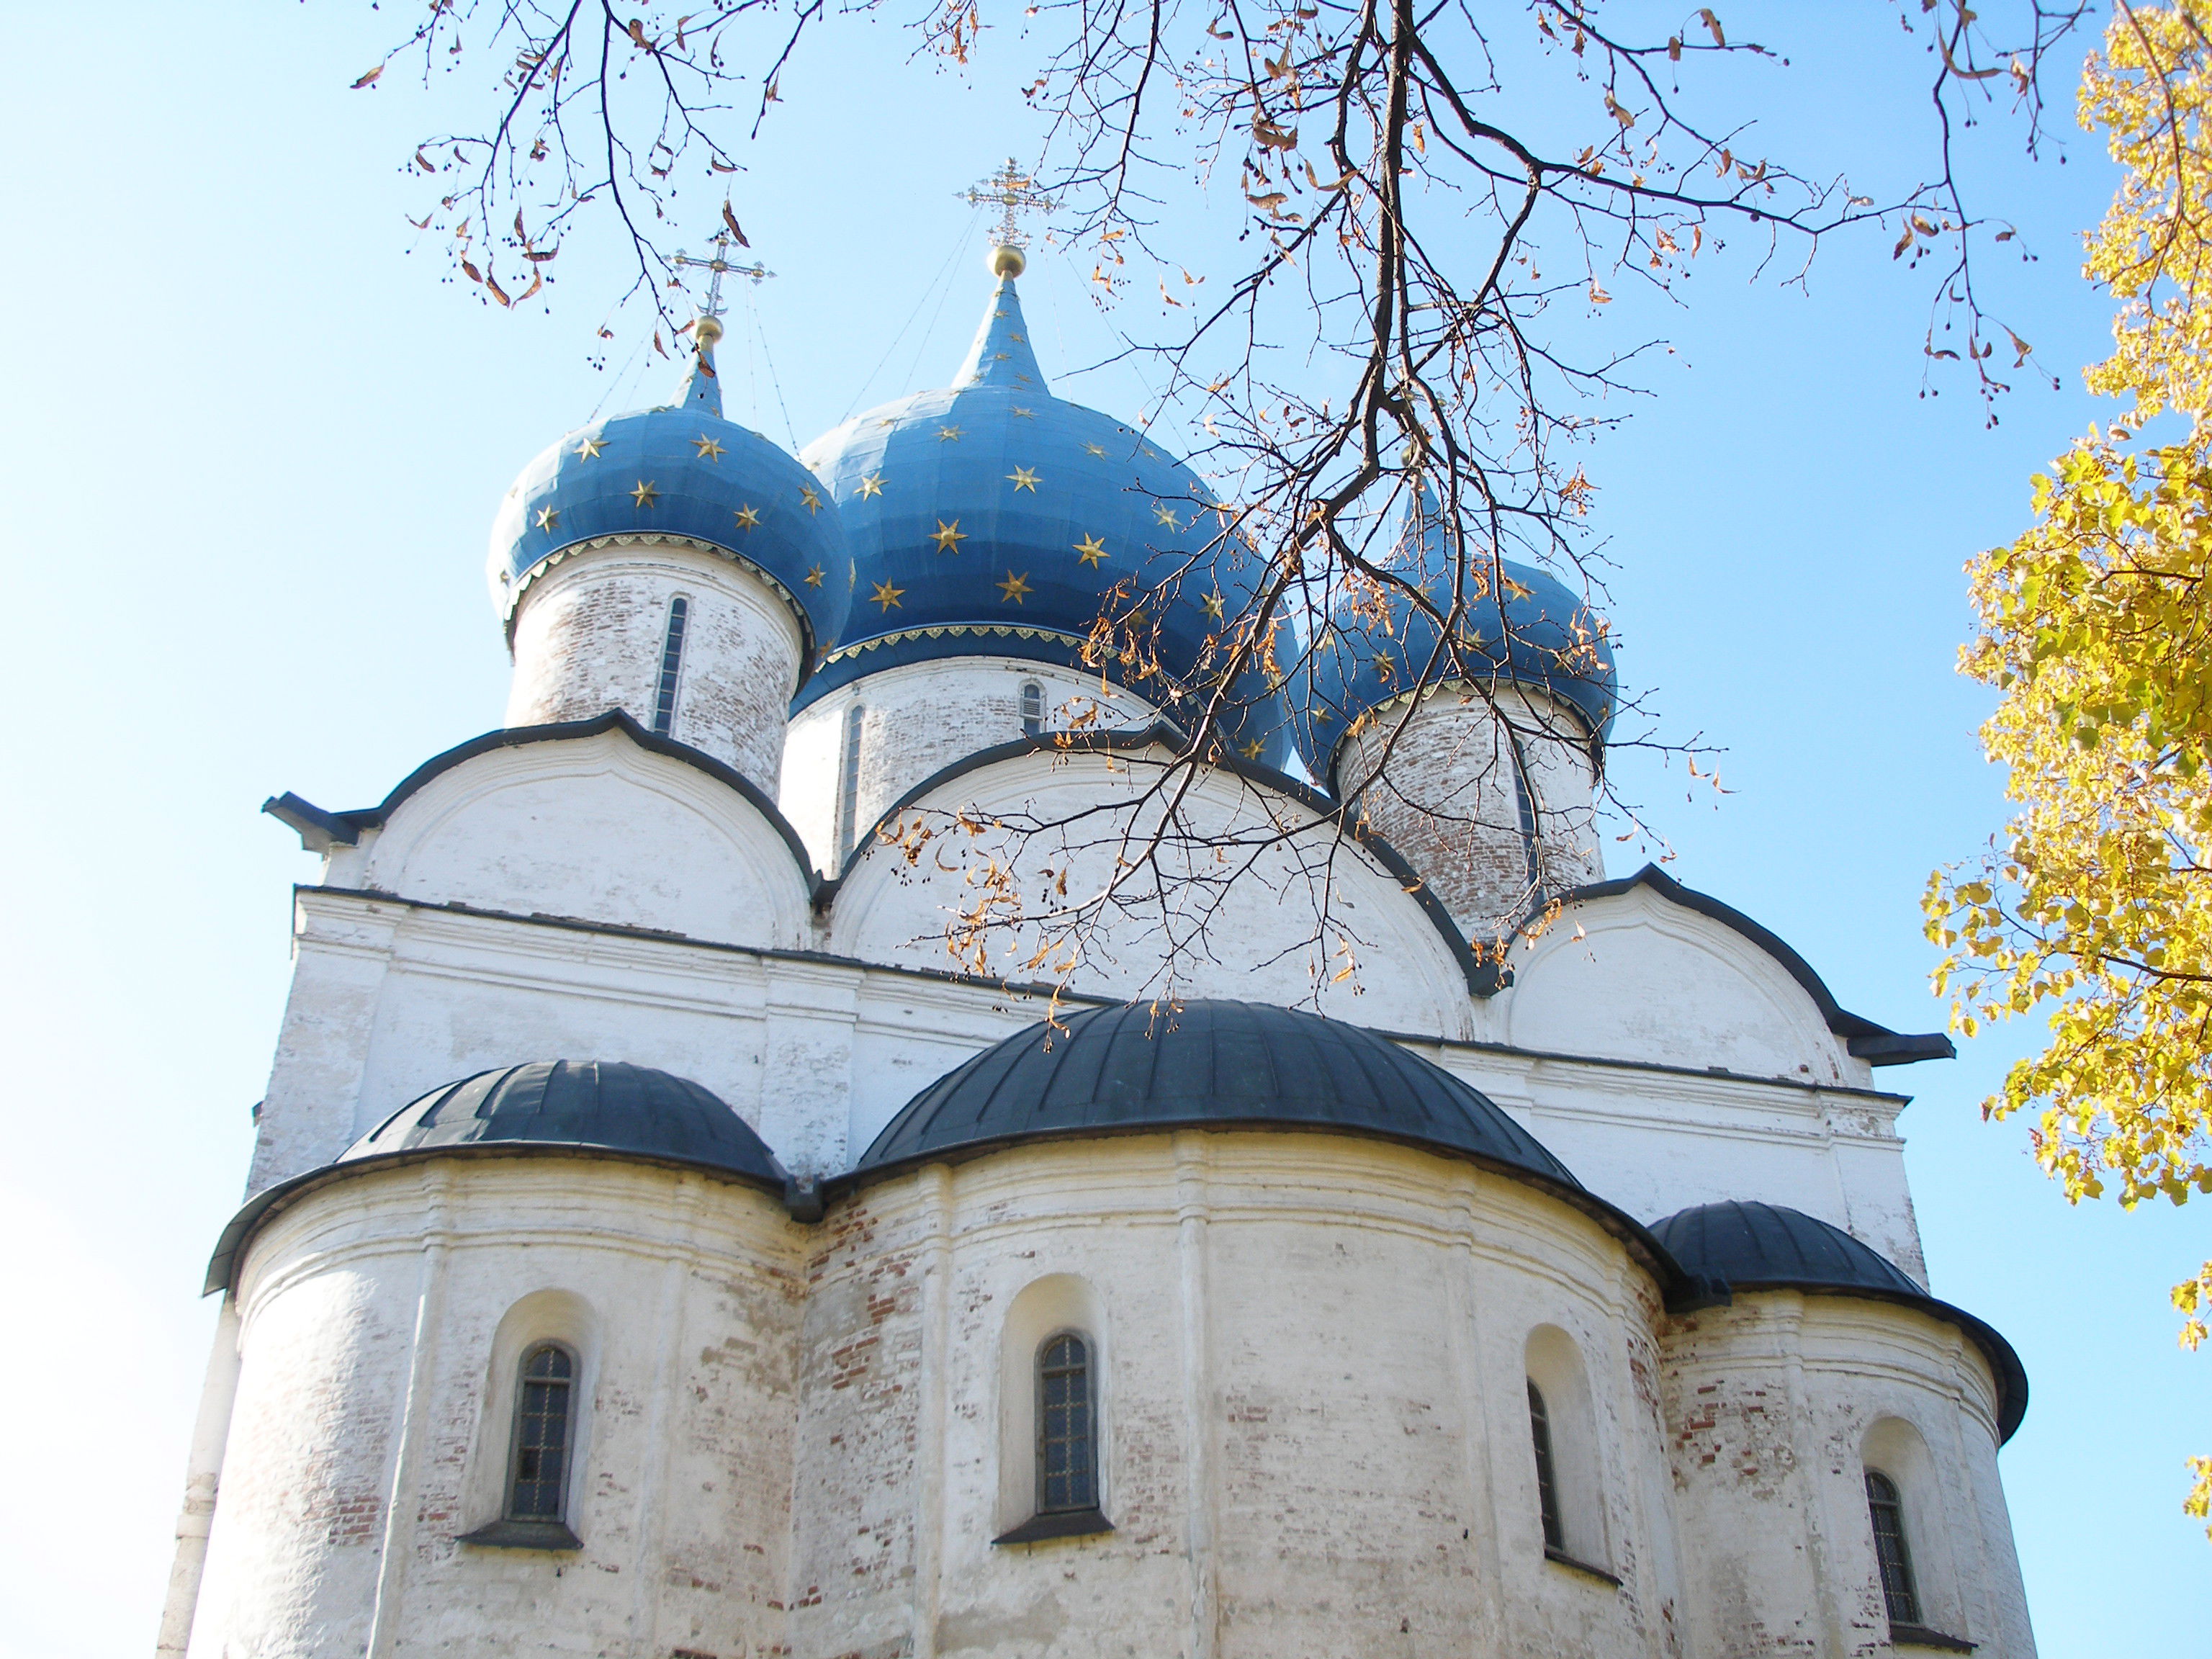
[1928,2,2212,1537]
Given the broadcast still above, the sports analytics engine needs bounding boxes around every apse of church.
[159,210,2035,1659]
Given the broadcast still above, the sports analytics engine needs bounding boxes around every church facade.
[156,248,2036,1659]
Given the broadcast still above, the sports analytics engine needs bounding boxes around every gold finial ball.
[990,243,1027,279]
[694,313,727,349]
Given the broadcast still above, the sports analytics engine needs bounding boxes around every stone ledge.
[1890,1626,1976,1653]
[1543,1545,1622,1587]
[455,1519,583,1552]
[992,1509,1114,1546]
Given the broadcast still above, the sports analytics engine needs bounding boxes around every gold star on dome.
[1084,443,1107,458]
[992,352,1011,362]
[997,570,1034,604]
[994,308,1009,318]
[1201,592,1226,620]
[693,434,725,460]
[800,485,822,514]
[1007,466,1040,493]
[931,519,968,553]
[1238,737,1266,760]
[938,426,963,442]
[878,417,898,428]
[871,580,905,611]
[805,565,825,588]
[735,504,760,529]
[1074,534,1108,567]
[1154,503,1182,528]
[1011,333,1027,343]
[854,472,885,500]
[575,435,605,460]
[1012,407,1036,419]
[632,480,660,508]
[535,506,560,531]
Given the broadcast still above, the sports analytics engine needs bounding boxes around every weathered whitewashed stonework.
[159,269,2034,1659]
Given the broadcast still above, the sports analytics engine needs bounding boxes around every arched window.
[1527,1380,1564,1552]
[1036,1333,1097,1515]
[506,1344,576,1521]
[836,703,866,865]
[650,596,690,737]
[1865,1470,1922,1627]
[1020,679,1045,737]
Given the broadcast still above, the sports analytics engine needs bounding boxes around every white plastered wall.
[792,1133,1686,1659]
[1660,1292,2034,1659]
[187,1158,806,1659]
[504,539,806,788]
[827,745,1477,1037]
[781,655,1158,874]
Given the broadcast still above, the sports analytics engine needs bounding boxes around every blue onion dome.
[859,998,1579,1186]
[793,275,1291,765]
[487,328,853,672]
[1652,1201,2028,1441]
[1295,485,1618,790]
[204,1061,790,1294]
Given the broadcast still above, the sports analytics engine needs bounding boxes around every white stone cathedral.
[157,246,2035,1659]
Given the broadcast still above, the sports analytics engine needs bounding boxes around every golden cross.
[673,230,774,318]
[958,159,1057,250]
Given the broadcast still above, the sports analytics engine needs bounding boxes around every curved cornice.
[819,720,1506,997]
[1557,865,1954,1066]
[266,710,824,892]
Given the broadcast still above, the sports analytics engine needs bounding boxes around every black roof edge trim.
[325,711,824,894]
[822,1118,1689,1297]
[203,1139,788,1298]
[263,792,360,853]
[1557,865,1952,1066]
[819,721,1506,997]
[1713,1278,2028,1444]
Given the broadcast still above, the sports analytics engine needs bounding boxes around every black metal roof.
[1652,1200,2028,1442]
[204,1061,788,1294]
[858,999,1580,1186]
[343,1060,788,1176]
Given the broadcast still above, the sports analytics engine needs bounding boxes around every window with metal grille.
[1035,1334,1096,1514]
[650,596,690,737]
[836,703,866,865]
[1528,1380,1564,1552]
[507,1344,576,1521]
[1865,1470,1921,1627]
[1020,679,1044,737]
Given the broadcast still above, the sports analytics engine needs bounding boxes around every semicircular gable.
[348,717,816,949]
[825,739,1477,1038]
[1506,878,1856,1082]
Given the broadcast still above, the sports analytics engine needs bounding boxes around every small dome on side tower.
[487,328,852,789]
[1297,488,1617,948]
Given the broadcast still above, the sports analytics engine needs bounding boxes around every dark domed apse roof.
[858,998,1580,1187]
[346,1060,788,1187]
[1298,486,1618,788]
[204,1061,789,1295]
[794,277,1290,765]
[1653,1200,2030,1442]
[487,345,852,662]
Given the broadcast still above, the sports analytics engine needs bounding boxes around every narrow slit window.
[650,596,690,737]
[1865,1470,1921,1627]
[1528,1380,1564,1552]
[1036,1333,1096,1514]
[1020,679,1045,737]
[507,1344,576,1522]
[836,703,866,866]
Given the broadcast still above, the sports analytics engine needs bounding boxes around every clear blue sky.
[0,5,2201,1655]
